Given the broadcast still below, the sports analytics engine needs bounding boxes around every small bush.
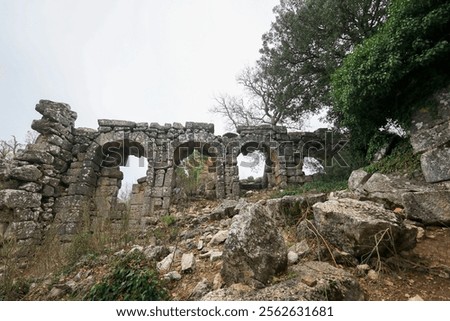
[65,232,97,267]
[85,252,170,301]
[0,277,30,301]
[160,215,176,227]
[274,180,348,198]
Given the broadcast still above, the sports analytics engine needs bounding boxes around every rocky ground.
[21,180,450,301]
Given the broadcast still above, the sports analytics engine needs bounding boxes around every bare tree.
[210,94,268,131]
[211,65,305,131]
[0,136,22,160]
[25,130,39,144]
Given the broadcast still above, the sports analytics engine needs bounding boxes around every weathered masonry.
[0,100,344,253]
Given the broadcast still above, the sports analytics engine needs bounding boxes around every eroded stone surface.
[221,203,287,287]
[313,198,417,258]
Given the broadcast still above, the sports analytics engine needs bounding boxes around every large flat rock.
[403,191,450,225]
[313,198,417,258]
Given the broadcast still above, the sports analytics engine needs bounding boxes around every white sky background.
[0,0,283,139]
[0,0,325,185]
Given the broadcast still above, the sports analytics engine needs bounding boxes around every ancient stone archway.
[1,100,343,250]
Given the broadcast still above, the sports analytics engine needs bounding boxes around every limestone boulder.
[221,203,288,287]
[402,191,450,225]
[265,194,327,227]
[348,169,371,191]
[313,198,417,258]
[420,147,450,183]
[204,262,364,301]
[349,171,428,207]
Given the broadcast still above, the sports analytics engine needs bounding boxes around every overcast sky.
[0,0,285,142]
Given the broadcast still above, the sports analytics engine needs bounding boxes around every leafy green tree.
[259,0,388,119]
[212,0,387,130]
[331,0,450,150]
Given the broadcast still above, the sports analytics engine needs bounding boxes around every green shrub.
[332,0,450,151]
[0,277,30,301]
[364,138,421,175]
[160,215,176,227]
[85,252,170,301]
[65,232,97,267]
[274,180,348,198]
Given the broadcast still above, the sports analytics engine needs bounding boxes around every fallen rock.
[144,245,170,261]
[157,253,174,273]
[313,198,417,258]
[287,251,299,265]
[408,294,424,301]
[181,253,196,273]
[367,270,379,281]
[289,240,310,257]
[209,200,241,221]
[348,171,428,208]
[207,230,228,247]
[204,262,364,301]
[265,194,327,227]
[164,271,182,281]
[403,191,450,225]
[221,203,288,287]
[210,251,223,262]
[189,279,212,300]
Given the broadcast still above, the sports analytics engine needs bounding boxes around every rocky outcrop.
[348,170,429,208]
[410,86,450,183]
[313,198,417,258]
[221,203,288,287]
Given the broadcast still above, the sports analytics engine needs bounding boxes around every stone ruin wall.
[0,100,342,260]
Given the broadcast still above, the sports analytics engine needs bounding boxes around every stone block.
[348,169,372,191]
[0,190,42,209]
[100,167,124,179]
[68,183,95,196]
[18,182,42,193]
[98,119,136,128]
[5,221,41,240]
[14,208,39,222]
[154,169,165,187]
[10,165,42,182]
[16,150,54,164]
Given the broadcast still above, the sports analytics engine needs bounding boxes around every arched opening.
[119,156,148,200]
[238,142,271,190]
[173,141,218,200]
[94,140,147,225]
